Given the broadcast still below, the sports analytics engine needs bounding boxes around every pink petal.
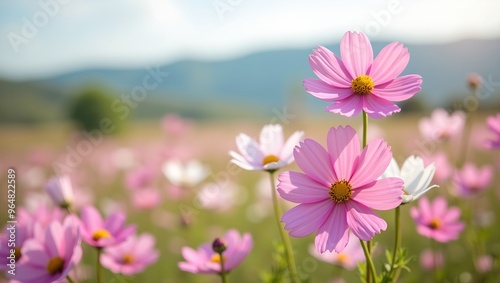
[362,95,401,118]
[441,207,461,223]
[431,197,448,218]
[45,221,63,258]
[350,138,392,187]
[315,204,349,253]
[345,201,387,240]
[104,212,126,234]
[325,95,363,117]
[372,75,422,101]
[303,79,353,101]
[308,46,352,87]
[352,177,403,210]
[282,200,333,237]
[340,32,373,78]
[369,42,410,84]
[277,171,329,203]
[81,206,104,232]
[327,125,360,181]
[294,139,336,186]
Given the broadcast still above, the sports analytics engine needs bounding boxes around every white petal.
[380,157,400,179]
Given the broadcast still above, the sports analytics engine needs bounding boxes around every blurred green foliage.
[68,87,124,134]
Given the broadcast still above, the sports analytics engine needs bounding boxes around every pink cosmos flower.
[308,235,365,270]
[485,113,500,149]
[452,163,493,198]
[475,255,493,273]
[125,165,156,190]
[419,108,465,141]
[420,248,444,271]
[45,175,74,209]
[303,31,422,118]
[101,233,159,275]
[130,188,163,210]
[229,124,304,171]
[9,215,82,283]
[79,206,136,248]
[278,126,403,253]
[468,73,483,90]
[410,197,464,242]
[423,152,452,183]
[178,229,253,274]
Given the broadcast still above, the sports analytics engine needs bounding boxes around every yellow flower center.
[46,256,64,275]
[351,75,374,95]
[210,253,227,264]
[122,254,135,264]
[92,229,111,241]
[429,219,441,230]
[262,155,280,166]
[329,180,353,203]
[14,247,21,261]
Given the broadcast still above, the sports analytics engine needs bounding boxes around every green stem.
[218,251,228,283]
[390,206,401,282]
[361,111,373,283]
[96,248,103,283]
[457,88,476,167]
[360,239,378,282]
[362,111,368,148]
[268,171,299,283]
[66,275,76,283]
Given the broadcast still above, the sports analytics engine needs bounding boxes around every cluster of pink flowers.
[1,175,159,283]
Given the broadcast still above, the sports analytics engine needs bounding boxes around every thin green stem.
[66,275,76,283]
[96,248,103,283]
[360,239,378,282]
[269,171,299,283]
[218,251,228,283]
[361,111,373,283]
[457,88,477,167]
[390,206,401,283]
[362,111,368,148]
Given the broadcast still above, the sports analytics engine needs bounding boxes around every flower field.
[1,31,500,283]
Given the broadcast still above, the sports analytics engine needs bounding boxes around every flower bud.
[212,238,227,254]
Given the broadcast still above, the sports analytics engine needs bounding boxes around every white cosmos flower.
[162,159,210,187]
[381,155,438,203]
[45,175,74,209]
[229,124,304,171]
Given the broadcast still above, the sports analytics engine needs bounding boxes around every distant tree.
[68,87,124,134]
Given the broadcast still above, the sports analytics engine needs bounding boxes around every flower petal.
[325,95,363,117]
[327,125,360,181]
[340,32,373,78]
[315,204,349,253]
[362,95,401,118]
[303,79,353,102]
[350,138,392,187]
[372,75,422,101]
[294,139,336,186]
[282,200,333,237]
[260,124,284,156]
[351,178,403,210]
[345,201,387,240]
[279,131,304,164]
[229,151,260,170]
[380,157,400,178]
[235,133,264,166]
[308,46,352,87]
[81,206,104,233]
[277,171,329,203]
[370,42,410,84]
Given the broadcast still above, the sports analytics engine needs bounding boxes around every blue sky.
[1,0,499,80]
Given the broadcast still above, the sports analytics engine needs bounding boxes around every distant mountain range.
[2,38,500,123]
